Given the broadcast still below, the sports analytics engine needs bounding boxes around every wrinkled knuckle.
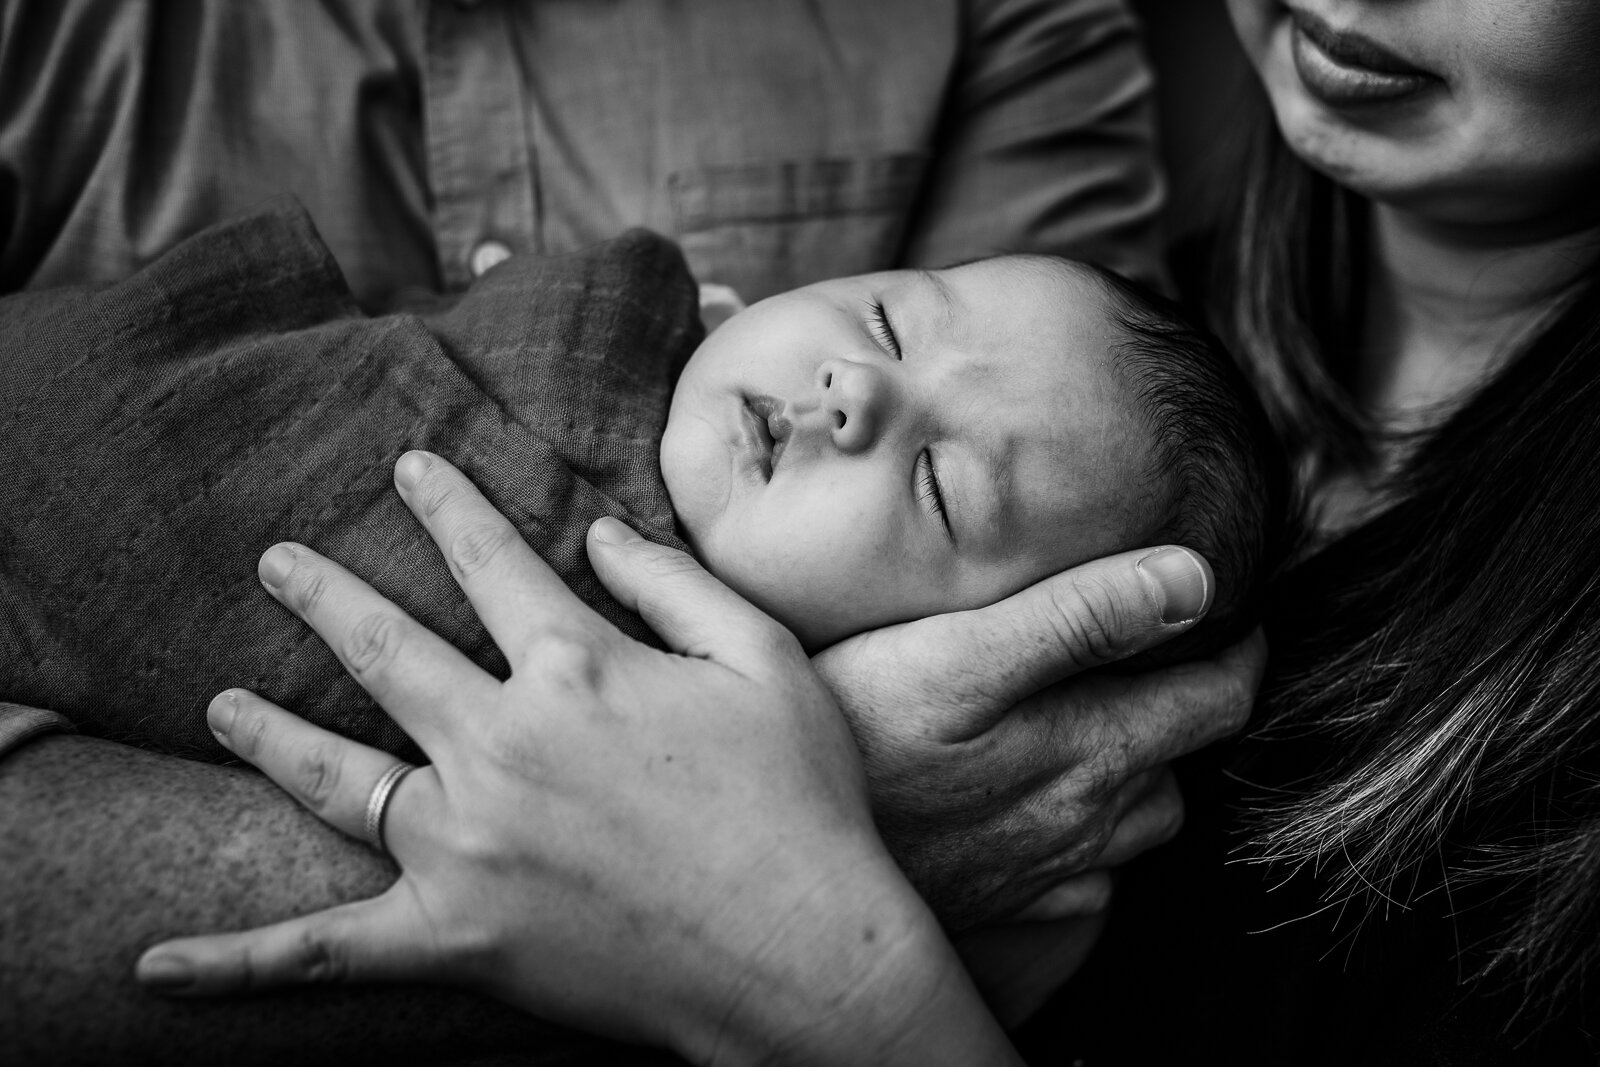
[294,928,348,984]
[230,703,272,760]
[413,467,461,521]
[1025,797,1101,872]
[448,519,513,579]
[1081,824,1118,869]
[640,547,700,580]
[344,611,406,680]
[294,740,344,813]
[284,561,334,617]
[1042,579,1130,667]
[1043,835,1102,881]
[1078,723,1136,798]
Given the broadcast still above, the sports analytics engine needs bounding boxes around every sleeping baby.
[0,200,1284,765]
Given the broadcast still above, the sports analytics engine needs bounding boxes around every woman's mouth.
[742,395,790,481]
[1287,8,1437,108]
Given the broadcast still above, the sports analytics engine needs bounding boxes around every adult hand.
[814,551,1265,929]
[135,452,1017,1066]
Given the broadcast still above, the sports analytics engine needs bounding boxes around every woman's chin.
[1282,122,1581,233]
[1273,98,1459,213]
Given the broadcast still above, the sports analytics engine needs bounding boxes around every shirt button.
[468,240,513,278]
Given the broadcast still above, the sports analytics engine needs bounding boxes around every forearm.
[708,864,1024,1067]
[0,733,598,1065]
[839,911,1028,1067]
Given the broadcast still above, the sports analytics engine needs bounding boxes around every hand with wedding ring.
[135,451,1018,1066]
[360,760,414,854]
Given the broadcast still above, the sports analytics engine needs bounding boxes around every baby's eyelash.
[868,299,902,359]
[917,450,954,539]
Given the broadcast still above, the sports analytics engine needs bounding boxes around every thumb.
[912,545,1213,710]
[586,517,804,670]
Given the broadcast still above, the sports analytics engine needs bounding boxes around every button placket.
[423,1,539,290]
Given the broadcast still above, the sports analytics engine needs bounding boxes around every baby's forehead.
[939,254,1124,341]
[940,251,1103,297]
[928,257,1133,382]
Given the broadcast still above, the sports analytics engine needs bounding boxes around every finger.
[898,545,1214,710]
[1092,766,1185,869]
[1012,871,1115,921]
[135,887,428,996]
[208,689,428,850]
[257,539,497,750]
[393,451,606,649]
[1071,626,1265,772]
[586,517,807,673]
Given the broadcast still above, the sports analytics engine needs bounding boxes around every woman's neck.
[1307,205,1599,539]
[1360,205,1600,431]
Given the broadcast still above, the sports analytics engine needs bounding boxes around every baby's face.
[659,257,1164,648]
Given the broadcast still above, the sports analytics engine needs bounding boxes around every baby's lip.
[743,394,791,480]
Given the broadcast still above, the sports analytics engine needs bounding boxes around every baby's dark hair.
[1093,261,1290,666]
[1014,256,1291,667]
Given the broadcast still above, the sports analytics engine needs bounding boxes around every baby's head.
[660,254,1285,655]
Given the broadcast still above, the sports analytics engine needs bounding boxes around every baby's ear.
[697,282,746,334]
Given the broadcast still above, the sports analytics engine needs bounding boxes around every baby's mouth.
[744,395,791,480]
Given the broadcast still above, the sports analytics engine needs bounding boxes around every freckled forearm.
[0,733,596,1065]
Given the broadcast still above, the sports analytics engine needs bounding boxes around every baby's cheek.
[738,539,901,649]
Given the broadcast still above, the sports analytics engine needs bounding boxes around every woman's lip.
[1288,9,1436,107]
[1291,8,1428,76]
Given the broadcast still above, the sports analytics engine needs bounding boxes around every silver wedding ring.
[363,761,416,855]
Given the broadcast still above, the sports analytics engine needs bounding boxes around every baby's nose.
[815,358,887,454]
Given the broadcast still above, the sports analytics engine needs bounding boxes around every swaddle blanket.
[0,201,700,763]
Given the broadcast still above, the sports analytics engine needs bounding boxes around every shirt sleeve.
[0,703,75,761]
[901,0,1167,287]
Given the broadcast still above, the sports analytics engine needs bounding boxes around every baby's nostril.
[833,411,846,430]
[823,372,833,388]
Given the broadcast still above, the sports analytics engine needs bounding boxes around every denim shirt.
[0,0,1163,307]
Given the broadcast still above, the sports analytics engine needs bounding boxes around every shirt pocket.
[667,153,927,301]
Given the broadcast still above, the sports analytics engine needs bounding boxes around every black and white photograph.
[2,1,1597,1063]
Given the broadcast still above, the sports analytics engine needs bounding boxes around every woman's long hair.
[1204,89,1600,1008]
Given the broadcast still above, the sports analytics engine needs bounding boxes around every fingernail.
[258,544,296,588]
[1136,547,1211,625]
[394,450,433,492]
[591,516,641,545]
[137,953,194,991]
[207,690,238,738]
